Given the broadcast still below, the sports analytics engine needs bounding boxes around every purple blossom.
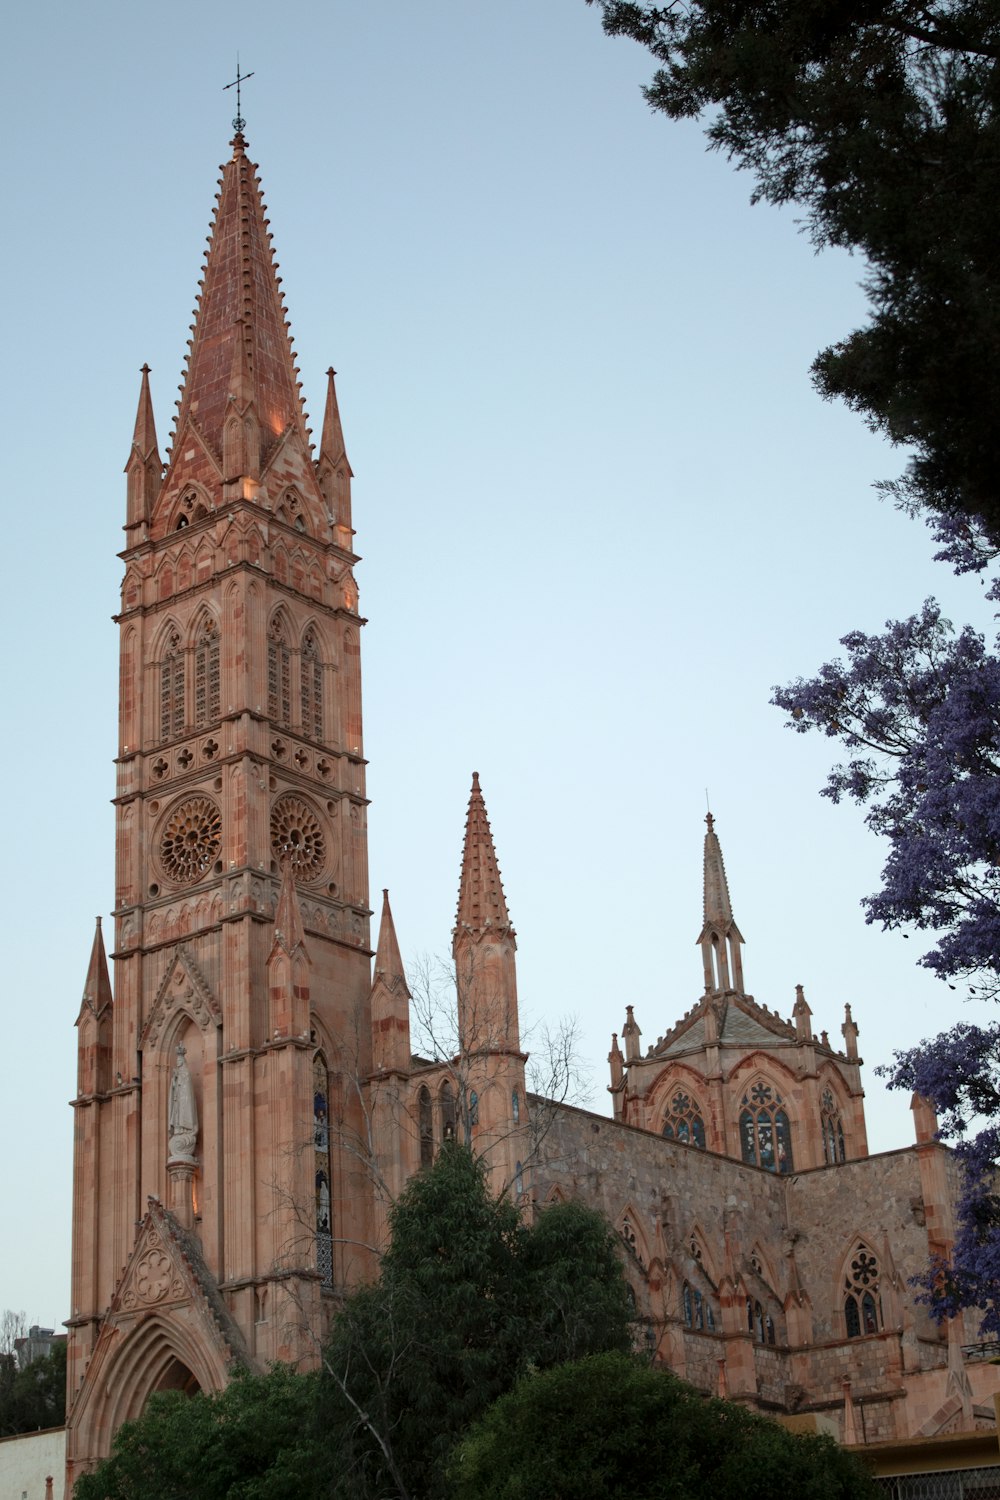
[775,600,1000,1329]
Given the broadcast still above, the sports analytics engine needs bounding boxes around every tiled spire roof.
[454,773,512,933]
[169,133,309,471]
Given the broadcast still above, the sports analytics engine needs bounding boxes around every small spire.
[703,810,733,927]
[272,861,306,956]
[841,1002,859,1060]
[697,812,745,993]
[79,916,113,1020]
[319,367,350,468]
[793,983,813,1042]
[374,888,406,984]
[454,773,512,933]
[608,1033,624,1091]
[371,890,411,1074]
[130,364,159,459]
[622,1004,642,1063]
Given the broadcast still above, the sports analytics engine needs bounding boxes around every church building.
[64,129,1000,1489]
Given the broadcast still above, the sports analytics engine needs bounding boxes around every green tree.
[588,0,1000,543]
[73,1365,326,1500]
[0,1341,66,1437]
[449,1352,878,1500]
[320,1144,634,1500]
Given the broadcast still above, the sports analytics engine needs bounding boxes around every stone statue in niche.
[168,1043,199,1161]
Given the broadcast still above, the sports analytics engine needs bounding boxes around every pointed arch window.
[301,629,323,742]
[194,618,220,728]
[661,1090,706,1149]
[469,1090,479,1127]
[160,629,185,743]
[739,1081,794,1173]
[418,1085,433,1169]
[512,1089,520,1124]
[844,1243,882,1337]
[314,1054,333,1288]
[821,1086,847,1165]
[440,1081,456,1144]
[268,617,291,728]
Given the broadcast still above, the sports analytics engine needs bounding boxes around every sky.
[1,0,994,1328]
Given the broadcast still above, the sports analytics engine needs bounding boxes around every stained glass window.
[821,1086,847,1165]
[661,1090,706,1149]
[194,619,220,728]
[301,629,323,741]
[739,1081,794,1173]
[844,1243,882,1337]
[160,629,185,742]
[314,1055,332,1288]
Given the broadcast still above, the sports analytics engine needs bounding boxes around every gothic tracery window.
[160,628,185,742]
[739,1081,794,1173]
[418,1085,433,1169]
[314,1055,333,1288]
[440,1081,456,1144]
[844,1243,882,1337]
[194,618,220,728]
[661,1090,706,1149]
[682,1282,716,1332]
[821,1086,847,1165]
[268,617,291,728]
[301,629,323,741]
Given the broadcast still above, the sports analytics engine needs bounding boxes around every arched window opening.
[682,1283,693,1328]
[160,629,185,743]
[512,1089,520,1124]
[844,1243,882,1338]
[440,1082,456,1144]
[514,1161,524,1197]
[314,1055,332,1288]
[739,1081,794,1173]
[661,1090,706,1149]
[268,617,291,728]
[194,618,220,728]
[301,629,323,742]
[469,1090,479,1127]
[418,1085,433,1169]
[754,1301,765,1343]
[766,1315,775,1345]
[821,1086,847,1165]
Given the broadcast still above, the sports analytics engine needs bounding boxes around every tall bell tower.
[66,131,373,1482]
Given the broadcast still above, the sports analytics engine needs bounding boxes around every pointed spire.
[622,1004,642,1063]
[371,891,411,1074]
[697,812,745,994]
[272,861,306,957]
[454,773,513,935]
[793,983,813,1042]
[130,364,159,459]
[608,1032,624,1091]
[374,889,406,986]
[319,368,350,470]
[124,365,162,530]
[169,134,309,477]
[841,1002,859,1060]
[79,917,113,1021]
[703,811,733,927]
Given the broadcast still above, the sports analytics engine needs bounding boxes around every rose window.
[271,796,326,878]
[159,796,222,884]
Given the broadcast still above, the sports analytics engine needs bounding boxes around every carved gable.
[141,945,221,1049]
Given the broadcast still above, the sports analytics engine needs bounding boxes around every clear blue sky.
[1,0,992,1326]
